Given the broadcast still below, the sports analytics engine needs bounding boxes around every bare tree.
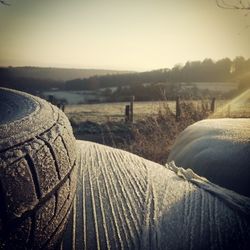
[216,0,250,10]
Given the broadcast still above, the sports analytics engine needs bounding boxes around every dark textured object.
[0,88,78,249]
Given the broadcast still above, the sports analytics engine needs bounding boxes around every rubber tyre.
[0,88,78,249]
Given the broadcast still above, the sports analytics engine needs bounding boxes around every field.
[64,100,211,164]
[191,82,237,92]
[65,101,175,123]
[65,89,250,124]
[63,92,250,164]
[65,100,211,123]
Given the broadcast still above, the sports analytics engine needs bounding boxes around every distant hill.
[0,66,134,93]
[65,57,250,91]
[0,57,249,99]
[0,66,133,81]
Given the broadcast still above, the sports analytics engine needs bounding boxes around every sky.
[0,0,249,71]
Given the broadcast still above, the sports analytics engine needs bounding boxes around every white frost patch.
[63,140,250,249]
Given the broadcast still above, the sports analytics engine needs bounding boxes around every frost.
[0,88,57,150]
[1,88,249,248]
[167,118,250,197]
[62,140,250,249]
[166,161,250,216]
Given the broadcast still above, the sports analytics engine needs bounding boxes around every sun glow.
[210,89,250,118]
[0,0,249,70]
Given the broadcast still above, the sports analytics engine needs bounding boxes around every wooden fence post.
[176,96,181,121]
[125,105,130,123]
[211,97,216,113]
[130,96,135,122]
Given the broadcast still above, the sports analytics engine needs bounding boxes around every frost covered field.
[64,101,176,123]
[64,94,250,124]
[64,100,222,123]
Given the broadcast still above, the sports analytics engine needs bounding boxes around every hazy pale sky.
[0,0,249,71]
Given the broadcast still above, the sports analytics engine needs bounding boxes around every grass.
[116,101,209,164]
[70,101,210,164]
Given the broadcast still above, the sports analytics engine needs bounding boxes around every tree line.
[65,57,250,91]
[0,57,249,96]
